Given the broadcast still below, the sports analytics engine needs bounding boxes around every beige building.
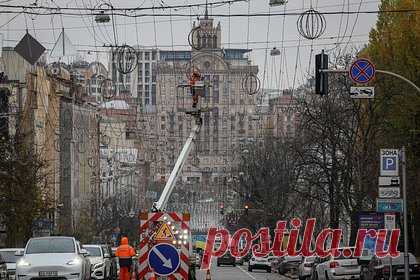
[138,12,269,231]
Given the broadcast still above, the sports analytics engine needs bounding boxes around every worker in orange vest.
[115,237,136,280]
[189,70,202,108]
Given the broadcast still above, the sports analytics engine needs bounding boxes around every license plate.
[39,271,58,277]
[397,269,412,273]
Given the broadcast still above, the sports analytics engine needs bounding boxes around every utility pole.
[401,146,409,280]
[318,63,420,280]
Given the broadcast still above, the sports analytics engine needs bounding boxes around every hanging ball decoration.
[241,73,261,95]
[297,8,326,40]
[188,26,204,51]
[100,78,116,100]
[116,45,138,74]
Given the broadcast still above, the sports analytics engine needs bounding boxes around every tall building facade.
[138,12,265,231]
[107,11,298,232]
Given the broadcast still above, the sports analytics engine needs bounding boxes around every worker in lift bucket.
[189,70,202,108]
[115,237,136,280]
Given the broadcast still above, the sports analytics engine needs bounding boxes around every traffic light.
[244,204,249,216]
[315,51,329,95]
[219,203,224,215]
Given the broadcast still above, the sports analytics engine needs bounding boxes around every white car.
[0,248,24,280]
[248,255,271,273]
[312,248,361,280]
[16,236,91,280]
[298,256,316,280]
[84,245,111,280]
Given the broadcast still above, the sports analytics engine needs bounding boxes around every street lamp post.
[320,68,420,280]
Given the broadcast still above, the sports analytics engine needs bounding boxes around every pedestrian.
[115,237,136,280]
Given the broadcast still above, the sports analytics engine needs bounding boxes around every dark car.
[101,245,118,280]
[278,255,302,275]
[364,253,420,280]
[0,255,7,280]
[217,252,236,267]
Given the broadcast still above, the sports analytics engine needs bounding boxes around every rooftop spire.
[204,0,209,19]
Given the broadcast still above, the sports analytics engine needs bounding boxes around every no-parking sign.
[349,58,376,84]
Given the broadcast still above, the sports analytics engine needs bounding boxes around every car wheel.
[233,263,236,267]
[217,263,220,267]
[267,268,272,273]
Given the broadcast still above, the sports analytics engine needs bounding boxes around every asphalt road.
[196,262,293,280]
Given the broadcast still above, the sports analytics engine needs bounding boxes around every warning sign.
[154,223,176,241]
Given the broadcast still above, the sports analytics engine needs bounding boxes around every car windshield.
[26,238,75,254]
[0,251,19,263]
[305,256,316,262]
[382,253,417,265]
[85,247,102,257]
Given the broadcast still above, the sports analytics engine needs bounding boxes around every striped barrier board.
[138,212,190,280]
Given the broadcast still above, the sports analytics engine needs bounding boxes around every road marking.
[238,265,258,280]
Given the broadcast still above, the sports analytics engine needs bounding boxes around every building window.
[138,51,143,60]
[152,50,157,60]
[145,52,150,60]
[152,84,156,105]
[145,63,150,76]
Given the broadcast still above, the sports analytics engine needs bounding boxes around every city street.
[0,1,419,280]
[196,262,293,280]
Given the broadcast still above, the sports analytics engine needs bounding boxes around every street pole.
[319,68,420,280]
[401,146,409,280]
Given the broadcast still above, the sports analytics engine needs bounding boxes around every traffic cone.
[205,269,211,280]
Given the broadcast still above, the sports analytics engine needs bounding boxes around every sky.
[0,0,381,91]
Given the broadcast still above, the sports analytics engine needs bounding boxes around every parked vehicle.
[217,252,236,267]
[0,249,24,280]
[84,245,112,280]
[298,256,316,280]
[235,256,244,266]
[100,245,117,280]
[248,255,271,273]
[0,254,7,280]
[278,255,303,275]
[364,253,420,280]
[15,236,92,280]
[312,248,361,280]
[358,249,373,280]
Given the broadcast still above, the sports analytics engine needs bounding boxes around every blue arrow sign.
[349,58,375,84]
[148,243,180,276]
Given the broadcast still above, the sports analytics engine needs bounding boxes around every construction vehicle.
[138,69,210,279]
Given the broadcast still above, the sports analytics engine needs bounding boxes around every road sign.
[380,149,399,176]
[148,243,180,276]
[379,176,400,186]
[350,87,375,99]
[349,58,376,84]
[384,214,396,230]
[154,223,175,241]
[378,187,401,198]
[376,198,403,213]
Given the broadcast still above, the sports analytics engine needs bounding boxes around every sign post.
[401,147,409,280]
